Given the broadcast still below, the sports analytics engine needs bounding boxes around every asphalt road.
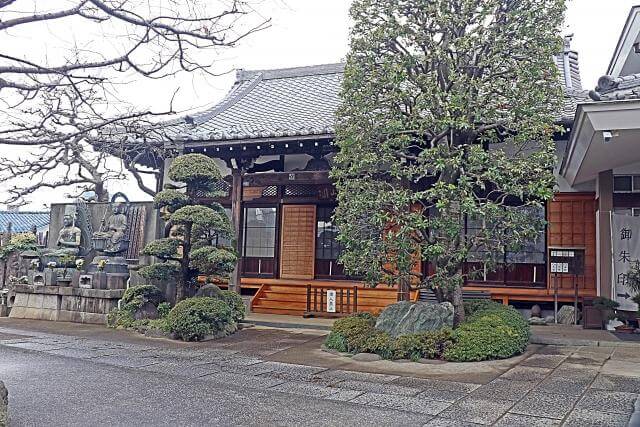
[0,346,429,426]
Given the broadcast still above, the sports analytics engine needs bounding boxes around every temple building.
[138,8,640,316]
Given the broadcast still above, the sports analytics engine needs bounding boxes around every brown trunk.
[176,222,192,302]
[398,277,411,301]
[451,285,465,326]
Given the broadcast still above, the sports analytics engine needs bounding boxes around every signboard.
[549,248,585,275]
[611,213,640,311]
[326,290,337,313]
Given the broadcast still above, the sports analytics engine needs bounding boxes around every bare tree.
[0,0,269,205]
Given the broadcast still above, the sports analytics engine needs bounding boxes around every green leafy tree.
[139,154,237,302]
[333,0,564,325]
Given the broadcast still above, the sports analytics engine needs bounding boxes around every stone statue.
[93,203,128,254]
[55,214,82,256]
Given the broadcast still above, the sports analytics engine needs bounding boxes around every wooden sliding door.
[280,204,316,279]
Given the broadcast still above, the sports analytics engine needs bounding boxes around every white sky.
[1,0,637,210]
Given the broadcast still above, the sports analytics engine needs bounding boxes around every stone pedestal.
[106,273,128,290]
[93,272,107,289]
[8,284,125,324]
[87,256,129,274]
[44,270,57,286]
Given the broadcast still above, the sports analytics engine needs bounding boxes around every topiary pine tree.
[139,153,237,302]
[332,0,565,325]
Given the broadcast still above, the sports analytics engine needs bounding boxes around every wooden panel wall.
[280,205,316,279]
[547,193,597,292]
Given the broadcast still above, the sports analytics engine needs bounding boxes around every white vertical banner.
[611,213,640,311]
[326,290,337,313]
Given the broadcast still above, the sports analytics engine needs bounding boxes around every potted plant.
[592,297,620,329]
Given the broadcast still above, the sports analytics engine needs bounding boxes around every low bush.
[218,290,245,322]
[329,316,376,353]
[167,297,234,341]
[444,301,529,362]
[324,314,453,361]
[395,329,454,361]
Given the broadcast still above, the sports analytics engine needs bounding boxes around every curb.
[531,335,640,348]
[245,319,332,331]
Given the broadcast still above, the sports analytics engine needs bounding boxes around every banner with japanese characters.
[611,213,640,312]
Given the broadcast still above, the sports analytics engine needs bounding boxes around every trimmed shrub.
[324,332,348,353]
[157,302,171,318]
[362,330,396,359]
[444,302,530,362]
[195,283,223,298]
[218,290,245,322]
[394,329,454,361]
[328,316,375,353]
[167,297,234,341]
[122,285,165,309]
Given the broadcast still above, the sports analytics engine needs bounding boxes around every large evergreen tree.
[140,154,236,302]
[333,0,565,324]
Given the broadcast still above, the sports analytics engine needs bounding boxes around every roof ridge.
[236,63,345,82]
[0,210,49,214]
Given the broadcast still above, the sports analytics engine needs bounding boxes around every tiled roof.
[588,73,640,101]
[0,211,49,233]
[173,63,343,142]
[170,49,582,143]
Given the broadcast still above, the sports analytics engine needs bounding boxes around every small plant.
[47,261,57,270]
[97,259,108,271]
[157,302,171,318]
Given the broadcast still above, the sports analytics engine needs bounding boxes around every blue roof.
[0,211,50,233]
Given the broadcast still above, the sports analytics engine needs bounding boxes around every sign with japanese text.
[548,248,585,275]
[611,213,640,312]
[326,290,337,313]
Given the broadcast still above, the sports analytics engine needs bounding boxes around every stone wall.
[9,284,124,324]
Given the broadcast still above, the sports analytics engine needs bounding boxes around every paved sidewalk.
[0,320,638,425]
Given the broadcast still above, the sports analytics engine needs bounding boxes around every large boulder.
[195,284,222,298]
[375,301,454,337]
[134,301,159,321]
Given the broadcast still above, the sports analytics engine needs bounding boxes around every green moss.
[168,154,222,186]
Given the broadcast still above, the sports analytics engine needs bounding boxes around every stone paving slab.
[520,354,567,369]
[313,369,399,384]
[44,347,117,360]
[575,389,639,415]
[90,354,160,368]
[563,408,632,427]
[494,413,561,426]
[198,371,286,389]
[601,359,640,378]
[323,389,364,402]
[350,392,451,416]
[270,381,339,398]
[591,373,640,393]
[509,392,578,420]
[417,387,468,403]
[533,376,590,396]
[3,341,67,352]
[334,379,423,396]
[469,378,537,401]
[138,361,220,378]
[499,366,550,382]
[391,377,481,393]
[436,397,513,425]
[422,417,483,426]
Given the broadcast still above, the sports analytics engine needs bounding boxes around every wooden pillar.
[229,169,243,294]
[597,170,614,299]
